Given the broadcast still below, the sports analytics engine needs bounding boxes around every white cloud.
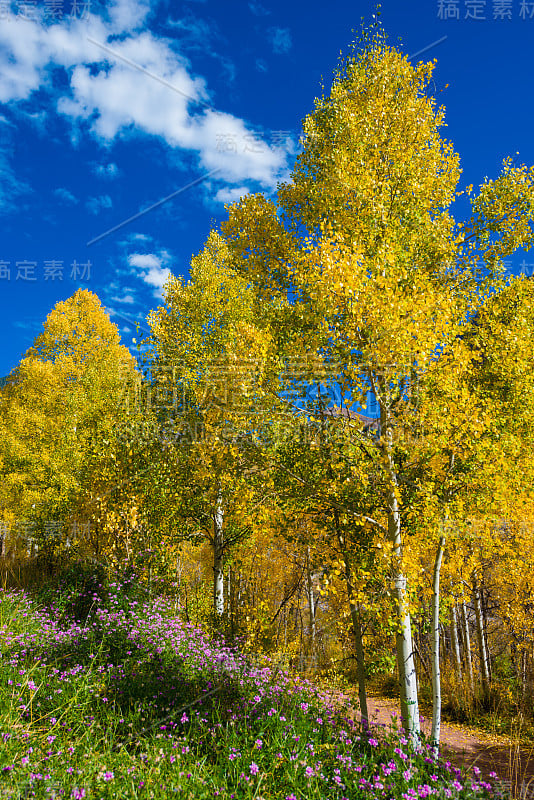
[106,0,151,32]
[191,111,290,185]
[93,162,119,179]
[255,59,268,73]
[54,187,78,204]
[214,186,250,204]
[111,293,136,304]
[58,48,206,143]
[128,251,173,298]
[268,27,292,55]
[128,253,161,270]
[125,232,152,244]
[0,19,50,102]
[0,0,294,199]
[122,232,153,246]
[86,194,113,214]
[0,14,110,102]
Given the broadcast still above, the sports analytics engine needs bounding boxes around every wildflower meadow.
[0,576,512,800]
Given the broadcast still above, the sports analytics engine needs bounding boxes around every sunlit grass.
[0,580,513,799]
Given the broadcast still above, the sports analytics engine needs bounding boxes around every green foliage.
[0,588,511,800]
[2,25,534,773]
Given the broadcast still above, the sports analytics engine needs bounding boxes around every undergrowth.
[0,579,514,800]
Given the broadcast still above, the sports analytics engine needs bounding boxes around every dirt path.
[334,692,534,799]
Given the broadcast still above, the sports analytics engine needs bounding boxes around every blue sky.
[1,0,534,377]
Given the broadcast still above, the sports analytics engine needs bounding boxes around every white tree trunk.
[430,535,445,757]
[460,593,475,694]
[481,586,492,683]
[305,547,317,671]
[381,410,420,747]
[393,556,420,747]
[521,648,528,698]
[473,572,490,693]
[213,493,224,616]
[450,602,463,682]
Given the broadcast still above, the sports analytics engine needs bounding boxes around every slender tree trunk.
[511,641,518,675]
[392,532,420,746]
[440,624,448,663]
[227,565,232,634]
[473,572,490,693]
[184,583,190,623]
[460,592,475,694]
[213,492,224,617]
[413,636,432,682]
[521,648,528,700]
[305,547,317,672]
[175,554,183,615]
[431,535,445,757]
[237,572,242,632]
[298,606,305,671]
[481,584,492,682]
[450,602,462,682]
[125,519,131,563]
[333,509,369,728]
[348,599,369,729]
[381,409,420,746]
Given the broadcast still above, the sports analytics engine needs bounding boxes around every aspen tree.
[222,26,534,743]
[0,289,136,554]
[147,232,274,616]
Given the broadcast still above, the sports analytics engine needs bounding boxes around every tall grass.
[433,661,534,739]
[0,577,514,799]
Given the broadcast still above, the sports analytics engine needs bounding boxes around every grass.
[369,668,534,800]
[0,577,515,800]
